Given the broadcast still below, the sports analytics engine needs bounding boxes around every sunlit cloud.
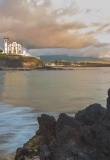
[0,0,110,57]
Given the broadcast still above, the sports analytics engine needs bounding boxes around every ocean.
[0,67,109,159]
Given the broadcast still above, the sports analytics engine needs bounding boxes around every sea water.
[0,68,110,158]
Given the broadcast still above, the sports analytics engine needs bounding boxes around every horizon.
[0,0,110,58]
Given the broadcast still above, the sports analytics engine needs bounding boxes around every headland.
[0,54,44,71]
[1,53,110,71]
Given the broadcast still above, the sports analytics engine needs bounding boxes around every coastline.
[14,103,110,160]
[1,65,110,72]
[0,67,32,71]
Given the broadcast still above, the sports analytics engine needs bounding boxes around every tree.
[0,49,3,53]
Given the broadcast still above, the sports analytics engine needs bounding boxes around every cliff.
[0,54,44,70]
[14,103,110,160]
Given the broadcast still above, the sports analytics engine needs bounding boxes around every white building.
[4,38,23,55]
[3,38,40,59]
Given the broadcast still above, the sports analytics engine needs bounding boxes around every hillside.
[0,54,44,70]
[40,55,106,62]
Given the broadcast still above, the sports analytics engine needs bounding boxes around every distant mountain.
[40,55,106,62]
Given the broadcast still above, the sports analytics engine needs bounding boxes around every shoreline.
[14,103,110,160]
[1,65,110,71]
[0,67,32,71]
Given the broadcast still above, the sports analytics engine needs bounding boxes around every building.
[4,38,23,55]
[3,38,40,59]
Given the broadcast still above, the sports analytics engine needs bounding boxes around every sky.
[0,0,110,57]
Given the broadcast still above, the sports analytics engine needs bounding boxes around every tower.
[4,38,9,54]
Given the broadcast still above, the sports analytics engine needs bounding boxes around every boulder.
[75,103,106,125]
[15,103,110,160]
[37,114,56,144]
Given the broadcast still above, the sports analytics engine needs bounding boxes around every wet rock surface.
[15,103,110,160]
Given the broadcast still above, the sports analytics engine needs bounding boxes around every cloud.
[91,22,110,32]
[106,29,110,33]
[85,9,92,14]
[0,0,101,50]
[57,2,79,16]
[30,42,110,58]
[92,43,109,48]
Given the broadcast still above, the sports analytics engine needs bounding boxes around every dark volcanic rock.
[15,135,41,160]
[37,114,56,144]
[75,103,106,125]
[56,113,80,132]
[15,103,110,160]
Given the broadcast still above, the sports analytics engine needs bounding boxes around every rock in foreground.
[15,103,110,160]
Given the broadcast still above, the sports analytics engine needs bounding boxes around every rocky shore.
[0,66,73,71]
[37,66,74,71]
[14,103,110,160]
[0,67,32,71]
[0,54,44,70]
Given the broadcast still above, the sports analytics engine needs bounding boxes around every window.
[19,50,21,54]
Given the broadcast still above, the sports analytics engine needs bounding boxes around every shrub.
[0,49,3,53]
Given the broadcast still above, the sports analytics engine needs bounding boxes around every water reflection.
[1,72,29,105]
[0,72,6,101]
[0,69,109,112]
[0,68,110,156]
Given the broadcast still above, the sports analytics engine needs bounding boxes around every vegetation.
[0,53,38,62]
[46,60,110,67]
[0,49,3,53]
[0,53,44,69]
[0,53,8,60]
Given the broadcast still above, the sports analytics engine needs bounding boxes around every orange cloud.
[0,0,101,49]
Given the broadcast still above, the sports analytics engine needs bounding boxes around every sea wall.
[14,103,110,160]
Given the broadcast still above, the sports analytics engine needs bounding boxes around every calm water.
[0,67,110,158]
